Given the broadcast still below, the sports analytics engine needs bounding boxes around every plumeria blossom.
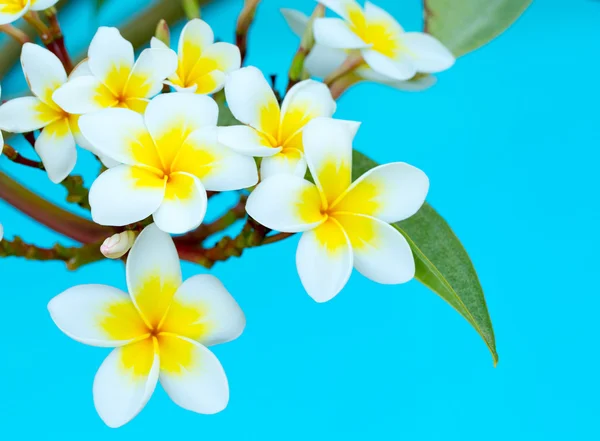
[0,43,80,183]
[79,92,258,234]
[0,0,57,25]
[0,85,3,156]
[219,66,336,179]
[281,8,437,92]
[150,18,241,94]
[246,117,429,302]
[53,27,177,116]
[48,224,245,428]
[313,0,455,82]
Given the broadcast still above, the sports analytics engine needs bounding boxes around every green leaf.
[424,0,532,57]
[352,151,498,365]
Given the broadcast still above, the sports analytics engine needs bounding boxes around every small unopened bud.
[154,19,171,46]
[300,4,325,53]
[100,231,136,259]
[182,0,201,20]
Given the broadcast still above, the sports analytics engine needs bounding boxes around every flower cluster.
[0,0,455,428]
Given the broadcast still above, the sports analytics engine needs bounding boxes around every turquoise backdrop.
[0,0,598,439]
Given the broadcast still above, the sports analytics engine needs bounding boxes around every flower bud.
[100,231,136,259]
[154,19,170,47]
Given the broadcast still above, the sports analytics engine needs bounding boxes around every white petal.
[313,18,369,49]
[30,0,59,11]
[217,125,278,157]
[88,27,134,94]
[304,44,347,78]
[178,19,214,72]
[199,42,241,74]
[35,119,77,183]
[150,36,169,50]
[48,284,148,347]
[0,1,28,25]
[224,66,280,136]
[68,59,92,79]
[335,213,415,284]
[303,117,360,206]
[296,218,353,302]
[356,66,437,91]
[260,149,307,180]
[361,49,416,81]
[363,1,404,37]
[160,274,245,346]
[281,8,309,37]
[93,338,159,428]
[153,173,208,235]
[0,97,61,132]
[318,0,362,20]
[52,76,117,114]
[89,165,165,226]
[79,108,163,169]
[246,174,325,233]
[21,43,67,105]
[332,162,429,223]
[172,127,258,191]
[401,32,455,73]
[158,335,229,415]
[126,223,182,327]
[125,48,178,98]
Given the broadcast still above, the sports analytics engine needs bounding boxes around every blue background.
[0,0,598,439]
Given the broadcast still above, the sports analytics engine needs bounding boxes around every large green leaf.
[353,151,498,365]
[424,0,532,57]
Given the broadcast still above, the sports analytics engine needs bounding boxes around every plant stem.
[236,0,261,63]
[0,24,31,44]
[2,144,44,169]
[179,194,247,242]
[324,54,364,86]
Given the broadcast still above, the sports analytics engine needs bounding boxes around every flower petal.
[188,70,226,95]
[88,27,134,95]
[30,0,59,10]
[357,66,437,91]
[335,213,414,283]
[361,49,416,81]
[93,337,159,428]
[48,284,148,347]
[126,223,182,328]
[89,165,165,226]
[318,0,362,20]
[217,125,279,157]
[172,127,258,191]
[158,335,229,414]
[125,47,178,99]
[363,1,404,38]
[281,8,309,37]
[260,148,307,180]
[178,19,215,77]
[0,1,28,25]
[144,92,218,167]
[153,172,208,235]
[313,18,369,49]
[303,117,360,206]
[296,218,353,302]
[160,274,245,346]
[304,44,347,78]
[79,108,162,170]
[246,174,325,233]
[68,59,92,78]
[21,43,67,105]
[194,42,241,75]
[0,97,62,132]
[332,162,429,223]
[401,32,455,73]
[224,66,280,137]
[35,118,77,183]
[52,75,118,114]
[279,79,336,148]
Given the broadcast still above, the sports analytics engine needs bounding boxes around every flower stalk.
[287,4,324,92]
[236,0,261,62]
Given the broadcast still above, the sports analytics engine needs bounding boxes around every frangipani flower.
[281,8,437,92]
[219,66,336,179]
[313,0,455,82]
[0,0,57,25]
[53,27,177,115]
[0,85,3,155]
[48,224,245,428]
[150,18,241,94]
[246,117,429,302]
[80,92,258,234]
[0,43,79,183]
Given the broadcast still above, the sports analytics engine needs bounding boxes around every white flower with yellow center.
[53,26,177,115]
[246,117,429,302]
[150,18,241,94]
[80,93,258,234]
[218,66,336,179]
[48,224,245,428]
[313,0,455,82]
[0,43,82,183]
[0,0,57,25]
